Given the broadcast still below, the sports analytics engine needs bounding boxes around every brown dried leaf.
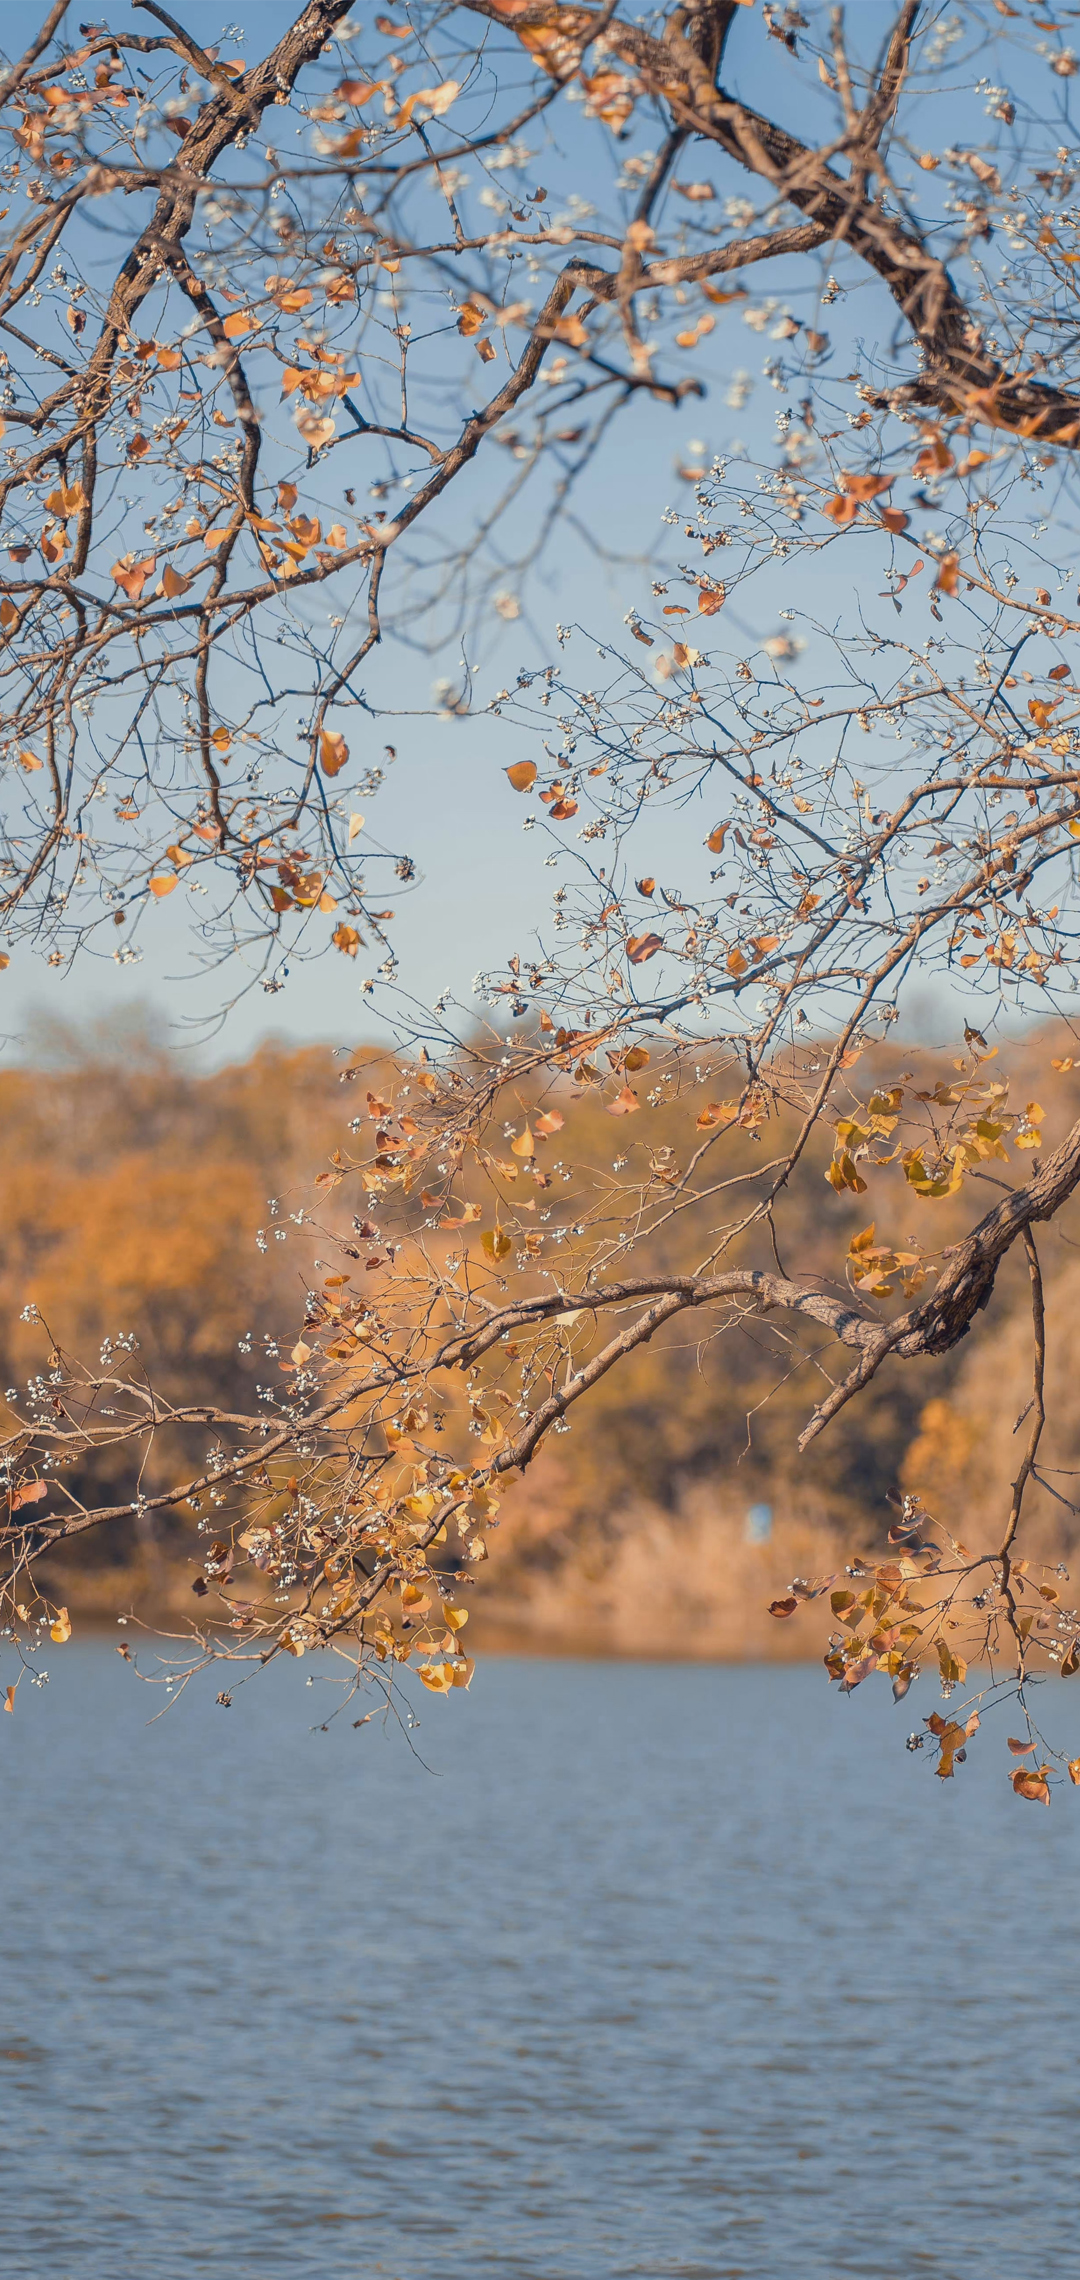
[1011,1767,1051,1805]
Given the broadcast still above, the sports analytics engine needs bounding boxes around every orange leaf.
[840,472,894,501]
[11,1480,47,1511]
[149,874,178,898]
[320,730,349,777]
[222,310,253,339]
[626,932,663,964]
[608,1085,639,1115]
[726,946,748,978]
[934,552,960,597]
[333,922,363,956]
[707,823,728,855]
[112,554,156,601]
[160,564,191,598]
[505,761,537,793]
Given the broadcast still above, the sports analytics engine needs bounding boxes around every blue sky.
[0,0,1063,1064]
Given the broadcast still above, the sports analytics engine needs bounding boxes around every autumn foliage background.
[9,1005,1080,1658]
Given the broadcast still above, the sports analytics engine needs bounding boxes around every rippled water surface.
[3,1647,1079,2278]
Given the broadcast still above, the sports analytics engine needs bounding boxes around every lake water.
[2,1647,1078,2279]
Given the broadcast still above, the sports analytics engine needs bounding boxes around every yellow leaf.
[149,874,178,898]
[419,1661,454,1692]
[442,1604,469,1630]
[165,844,193,868]
[3,1685,13,1713]
[17,748,42,772]
[412,77,460,117]
[348,813,365,842]
[937,1638,967,1686]
[510,1126,534,1157]
[481,1228,513,1261]
[333,923,362,956]
[50,1607,71,1643]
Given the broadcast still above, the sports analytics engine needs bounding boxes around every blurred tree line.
[8,1009,1079,1652]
